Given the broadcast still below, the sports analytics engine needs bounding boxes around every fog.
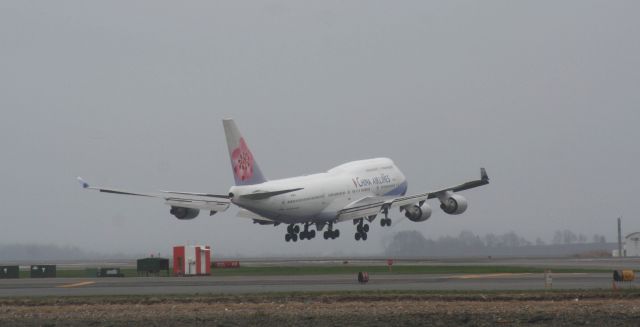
[1,1,638,257]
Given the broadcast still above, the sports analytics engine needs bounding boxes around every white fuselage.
[228,158,408,224]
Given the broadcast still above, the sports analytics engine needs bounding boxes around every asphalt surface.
[2,257,638,297]
[0,272,621,297]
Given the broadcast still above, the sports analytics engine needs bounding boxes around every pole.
[618,217,623,257]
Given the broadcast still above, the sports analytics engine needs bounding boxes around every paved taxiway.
[0,272,618,297]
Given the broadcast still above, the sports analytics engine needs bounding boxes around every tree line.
[385,230,610,257]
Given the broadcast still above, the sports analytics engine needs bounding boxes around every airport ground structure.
[0,242,637,326]
[1,256,639,326]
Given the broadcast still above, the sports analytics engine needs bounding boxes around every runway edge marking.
[452,273,532,280]
[57,281,96,288]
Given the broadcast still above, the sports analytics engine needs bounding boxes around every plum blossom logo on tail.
[231,138,254,182]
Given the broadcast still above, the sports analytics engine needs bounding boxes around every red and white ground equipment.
[173,245,211,276]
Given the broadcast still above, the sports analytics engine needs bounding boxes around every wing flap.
[165,198,230,212]
[237,209,278,225]
[338,197,388,220]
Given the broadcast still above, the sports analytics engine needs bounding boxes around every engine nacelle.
[404,203,432,222]
[170,206,200,220]
[440,194,468,215]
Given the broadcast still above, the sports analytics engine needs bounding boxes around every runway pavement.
[2,257,636,297]
[0,272,619,297]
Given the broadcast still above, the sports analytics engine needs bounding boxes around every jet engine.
[404,203,432,222]
[170,206,200,220]
[439,194,468,215]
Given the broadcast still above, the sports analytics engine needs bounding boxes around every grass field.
[16,265,607,278]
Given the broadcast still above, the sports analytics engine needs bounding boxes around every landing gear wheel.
[380,219,386,227]
[294,225,300,233]
[323,231,330,240]
[355,233,361,241]
[287,225,293,233]
[292,234,298,242]
[285,234,291,242]
[357,225,363,233]
[300,232,306,240]
[363,224,370,233]
[310,230,316,239]
[334,230,340,238]
[362,233,368,241]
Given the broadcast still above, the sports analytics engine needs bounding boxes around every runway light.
[544,269,552,289]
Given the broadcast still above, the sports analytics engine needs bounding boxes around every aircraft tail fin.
[223,119,267,186]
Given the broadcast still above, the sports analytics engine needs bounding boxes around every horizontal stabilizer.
[161,190,230,198]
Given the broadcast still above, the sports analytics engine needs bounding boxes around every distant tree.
[500,231,521,247]
[484,233,499,248]
[578,234,587,243]
[458,230,484,248]
[563,230,577,244]
[592,234,607,244]
[552,230,563,244]
[535,237,546,246]
[385,230,536,256]
[386,231,428,256]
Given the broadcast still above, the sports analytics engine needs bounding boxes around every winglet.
[480,168,489,182]
[77,177,90,189]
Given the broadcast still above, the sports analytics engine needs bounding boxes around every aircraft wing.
[337,168,489,220]
[77,177,231,213]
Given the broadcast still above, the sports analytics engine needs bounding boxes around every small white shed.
[624,232,640,257]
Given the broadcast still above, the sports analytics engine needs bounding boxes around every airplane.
[78,118,489,242]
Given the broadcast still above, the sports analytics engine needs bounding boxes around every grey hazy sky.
[1,1,639,257]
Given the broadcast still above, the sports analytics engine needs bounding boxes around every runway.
[0,272,617,297]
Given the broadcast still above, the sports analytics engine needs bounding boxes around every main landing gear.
[380,207,392,227]
[299,222,316,240]
[285,223,318,242]
[285,224,300,242]
[323,222,340,240]
[354,219,369,241]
